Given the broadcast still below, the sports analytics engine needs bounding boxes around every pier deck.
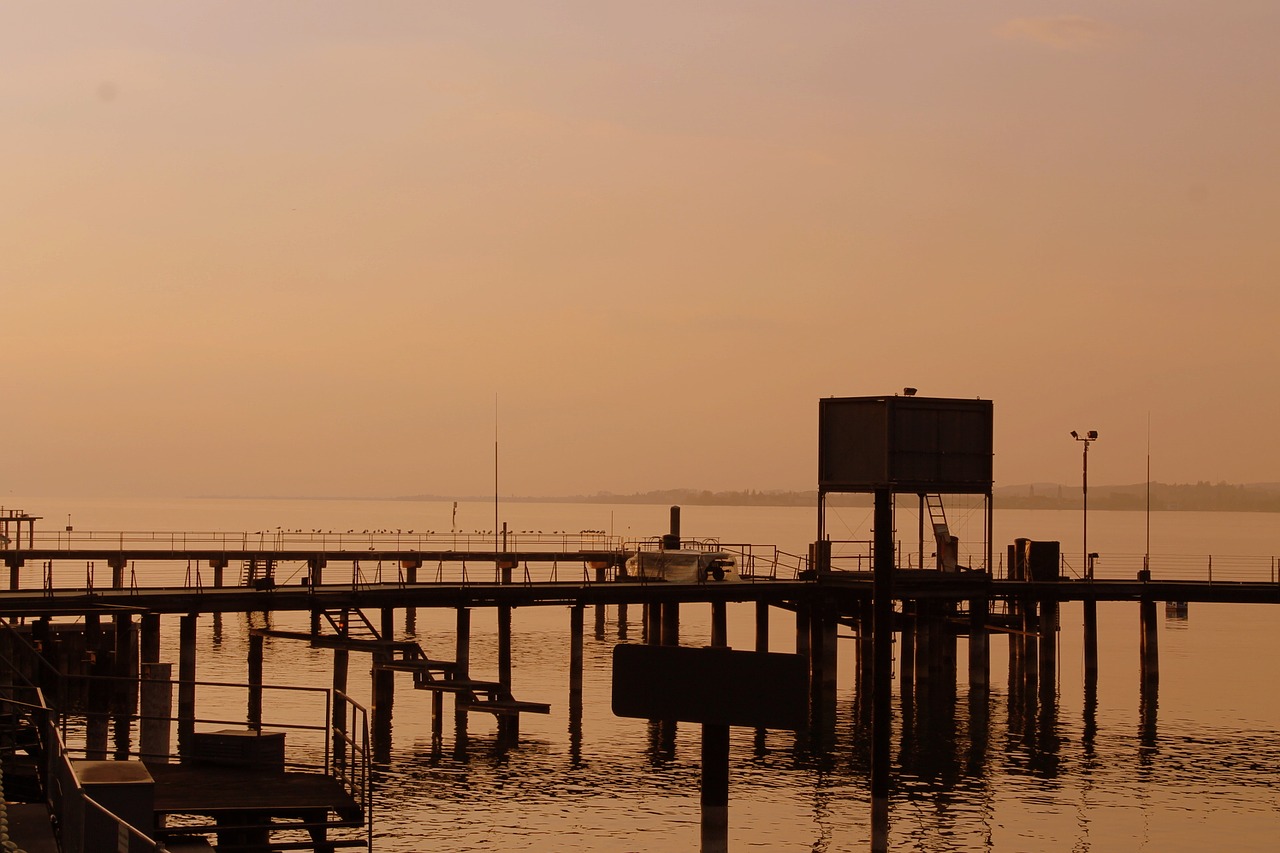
[0,546,1277,614]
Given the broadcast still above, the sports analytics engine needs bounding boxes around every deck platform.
[145,762,361,821]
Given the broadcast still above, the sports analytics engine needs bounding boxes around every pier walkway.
[0,540,1278,614]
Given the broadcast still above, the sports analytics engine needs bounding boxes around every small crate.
[189,729,285,771]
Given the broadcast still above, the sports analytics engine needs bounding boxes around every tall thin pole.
[1072,430,1097,578]
[494,394,499,560]
[1145,414,1151,571]
[1083,440,1089,579]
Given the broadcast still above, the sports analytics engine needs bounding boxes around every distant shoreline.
[237,482,1278,513]
[190,482,1280,513]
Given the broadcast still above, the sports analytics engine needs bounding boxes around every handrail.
[1,649,373,851]
[15,528,628,555]
[331,689,372,849]
[0,687,164,853]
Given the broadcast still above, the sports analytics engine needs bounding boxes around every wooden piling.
[454,607,471,733]
[754,600,769,653]
[112,614,136,758]
[1038,599,1057,707]
[646,602,663,645]
[702,584,731,850]
[1083,599,1098,685]
[569,605,584,700]
[372,652,395,762]
[1140,598,1159,685]
[139,661,173,762]
[331,647,349,771]
[967,597,988,690]
[85,612,102,651]
[497,603,516,744]
[870,489,894,853]
[809,598,837,723]
[309,557,325,587]
[899,600,916,693]
[140,613,161,667]
[86,649,111,759]
[177,614,197,760]
[914,601,931,693]
[795,601,811,659]
[498,605,513,690]
[617,602,628,639]
[711,601,727,648]
[248,632,264,731]
[431,691,444,746]
[1021,599,1038,697]
[594,566,607,639]
[661,600,680,647]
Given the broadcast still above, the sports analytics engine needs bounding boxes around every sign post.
[612,644,808,849]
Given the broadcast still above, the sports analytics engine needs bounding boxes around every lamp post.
[1070,430,1098,578]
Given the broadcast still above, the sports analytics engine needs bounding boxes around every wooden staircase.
[311,607,550,717]
[241,558,276,589]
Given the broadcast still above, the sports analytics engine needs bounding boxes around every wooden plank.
[145,762,360,819]
[462,699,551,716]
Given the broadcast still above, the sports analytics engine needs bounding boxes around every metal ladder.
[925,494,949,541]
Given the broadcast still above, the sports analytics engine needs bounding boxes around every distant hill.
[995,481,1280,512]
[396,482,1280,512]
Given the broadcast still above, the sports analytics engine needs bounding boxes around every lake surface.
[8,496,1280,851]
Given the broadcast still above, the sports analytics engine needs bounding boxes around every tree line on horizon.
[401,481,1280,512]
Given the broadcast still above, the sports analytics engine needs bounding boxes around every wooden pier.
[2,534,1278,851]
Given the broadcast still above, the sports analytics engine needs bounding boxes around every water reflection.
[149,596,1280,853]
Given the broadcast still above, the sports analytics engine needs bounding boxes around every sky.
[4,2,1279,500]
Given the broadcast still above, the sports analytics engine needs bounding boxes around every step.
[461,698,552,716]
[411,678,502,695]
[379,658,456,673]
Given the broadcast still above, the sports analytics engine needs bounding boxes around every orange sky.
[4,3,1279,499]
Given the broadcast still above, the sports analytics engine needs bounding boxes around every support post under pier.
[178,614,197,761]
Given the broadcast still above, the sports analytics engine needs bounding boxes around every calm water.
[9,497,1280,851]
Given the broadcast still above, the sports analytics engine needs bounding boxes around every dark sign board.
[818,395,993,494]
[611,644,808,730]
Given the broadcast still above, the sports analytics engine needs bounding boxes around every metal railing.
[331,688,371,847]
[622,538,811,581]
[1054,552,1280,584]
[14,528,626,555]
[0,620,374,852]
[47,721,164,853]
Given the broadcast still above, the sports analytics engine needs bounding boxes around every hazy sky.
[4,2,1279,499]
